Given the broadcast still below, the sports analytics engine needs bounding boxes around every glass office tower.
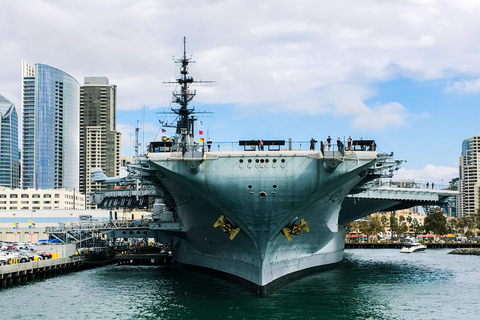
[0,94,19,188]
[22,61,80,191]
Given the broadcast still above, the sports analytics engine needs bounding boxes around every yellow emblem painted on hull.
[214,215,240,240]
[282,219,310,241]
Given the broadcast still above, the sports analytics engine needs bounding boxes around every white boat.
[400,237,427,253]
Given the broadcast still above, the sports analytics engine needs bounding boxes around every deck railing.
[149,139,376,153]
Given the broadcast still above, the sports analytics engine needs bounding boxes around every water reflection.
[1,249,479,320]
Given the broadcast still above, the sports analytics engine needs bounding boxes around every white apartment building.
[458,135,480,218]
[0,188,85,211]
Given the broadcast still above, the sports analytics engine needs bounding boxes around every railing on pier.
[56,219,152,231]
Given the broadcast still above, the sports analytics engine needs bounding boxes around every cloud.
[446,78,480,94]
[393,164,458,188]
[3,0,480,152]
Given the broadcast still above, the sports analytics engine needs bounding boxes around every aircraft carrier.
[93,39,406,295]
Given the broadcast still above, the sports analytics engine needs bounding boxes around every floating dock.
[114,252,172,265]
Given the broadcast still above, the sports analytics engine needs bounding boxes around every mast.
[163,37,215,154]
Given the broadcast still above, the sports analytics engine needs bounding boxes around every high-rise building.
[22,60,80,191]
[0,94,20,188]
[79,77,121,207]
[458,136,480,218]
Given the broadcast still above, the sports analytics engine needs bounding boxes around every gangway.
[340,186,457,224]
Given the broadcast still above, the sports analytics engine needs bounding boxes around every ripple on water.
[1,249,479,320]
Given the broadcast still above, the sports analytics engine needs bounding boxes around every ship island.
[91,38,445,296]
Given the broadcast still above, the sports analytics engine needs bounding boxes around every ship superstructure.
[96,39,401,295]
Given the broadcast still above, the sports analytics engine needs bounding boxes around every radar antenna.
[161,37,215,154]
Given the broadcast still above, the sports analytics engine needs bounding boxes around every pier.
[345,242,480,249]
[114,252,172,265]
[0,256,89,287]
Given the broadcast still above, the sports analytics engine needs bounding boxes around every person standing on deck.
[207,138,212,151]
[327,136,332,150]
[310,137,317,151]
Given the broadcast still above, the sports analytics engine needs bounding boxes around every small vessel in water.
[400,237,427,253]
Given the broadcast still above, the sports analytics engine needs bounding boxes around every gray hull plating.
[147,150,377,290]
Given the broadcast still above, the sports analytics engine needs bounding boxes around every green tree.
[389,212,400,239]
[475,210,480,229]
[465,230,477,238]
[411,218,424,237]
[457,218,466,235]
[424,208,448,235]
[465,216,476,231]
[381,215,388,225]
[359,216,384,242]
[397,222,409,238]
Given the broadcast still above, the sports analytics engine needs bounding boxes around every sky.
[1,0,480,188]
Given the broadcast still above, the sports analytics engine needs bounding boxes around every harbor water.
[2,249,479,319]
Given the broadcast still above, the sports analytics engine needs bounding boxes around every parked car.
[35,250,52,259]
[16,251,30,263]
[0,252,12,265]
[19,249,36,262]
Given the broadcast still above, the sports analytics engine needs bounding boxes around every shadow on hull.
[174,260,342,297]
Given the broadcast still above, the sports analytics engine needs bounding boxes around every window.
[10,207,17,210]
[21,194,29,198]
[44,194,51,198]
[32,206,40,210]
[10,201,17,204]
[0,195,5,198]
[44,201,51,204]
[21,201,28,204]
[32,194,40,198]
[54,194,60,198]
[10,194,17,198]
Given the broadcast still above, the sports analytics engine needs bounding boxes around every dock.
[114,252,172,265]
[345,242,480,249]
[1,247,172,288]
[0,256,90,287]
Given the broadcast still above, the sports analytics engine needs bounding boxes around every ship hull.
[146,150,377,294]
[174,227,345,295]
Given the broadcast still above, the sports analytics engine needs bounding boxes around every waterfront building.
[0,94,20,189]
[0,187,87,241]
[21,60,80,191]
[348,209,426,239]
[0,187,85,211]
[79,77,121,208]
[458,136,480,218]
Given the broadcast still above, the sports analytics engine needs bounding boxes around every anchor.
[213,215,240,240]
[282,219,310,241]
